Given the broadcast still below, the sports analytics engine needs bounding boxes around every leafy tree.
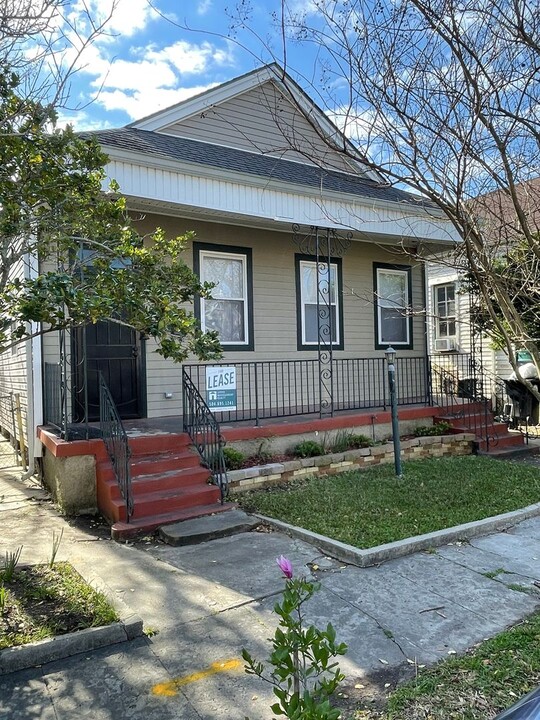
[0,70,221,361]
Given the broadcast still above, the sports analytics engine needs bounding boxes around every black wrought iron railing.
[44,362,69,439]
[183,356,430,424]
[429,353,514,451]
[99,373,133,520]
[182,370,228,503]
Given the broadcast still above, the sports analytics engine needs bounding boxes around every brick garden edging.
[228,433,476,493]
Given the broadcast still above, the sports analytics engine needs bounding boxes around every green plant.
[330,430,374,452]
[0,586,6,615]
[292,440,324,458]
[243,556,347,719]
[2,546,22,582]
[223,446,245,470]
[413,421,452,437]
[49,529,64,568]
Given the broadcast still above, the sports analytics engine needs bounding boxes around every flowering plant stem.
[243,561,347,719]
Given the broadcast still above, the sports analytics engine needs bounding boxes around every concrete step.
[479,443,540,460]
[128,433,191,456]
[130,450,201,476]
[111,502,236,541]
[477,433,527,452]
[100,466,212,504]
[111,483,221,522]
[159,509,259,546]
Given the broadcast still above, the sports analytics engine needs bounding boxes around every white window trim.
[299,260,341,346]
[199,249,249,346]
[433,282,456,339]
[376,267,411,346]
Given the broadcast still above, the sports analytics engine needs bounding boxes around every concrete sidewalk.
[1,448,540,718]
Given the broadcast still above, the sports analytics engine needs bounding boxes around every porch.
[38,352,530,538]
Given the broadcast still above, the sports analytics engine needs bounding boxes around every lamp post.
[385,346,403,477]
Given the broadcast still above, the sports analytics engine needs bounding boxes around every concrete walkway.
[1,448,540,718]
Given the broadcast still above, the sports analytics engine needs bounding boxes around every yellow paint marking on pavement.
[152,658,243,697]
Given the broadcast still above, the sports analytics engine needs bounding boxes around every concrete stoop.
[159,508,259,546]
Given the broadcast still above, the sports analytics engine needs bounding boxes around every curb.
[0,560,144,675]
[255,500,540,568]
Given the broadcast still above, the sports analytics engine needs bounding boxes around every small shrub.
[223,446,245,470]
[292,440,324,458]
[330,430,374,452]
[2,546,22,583]
[413,421,452,437]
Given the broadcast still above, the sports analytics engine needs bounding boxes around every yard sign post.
[385,346,403,477]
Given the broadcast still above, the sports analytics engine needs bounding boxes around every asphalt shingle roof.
[85,127,430,208]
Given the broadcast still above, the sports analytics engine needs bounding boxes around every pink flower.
[276,555,293,579]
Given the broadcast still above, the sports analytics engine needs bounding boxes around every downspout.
[22,250,42,478]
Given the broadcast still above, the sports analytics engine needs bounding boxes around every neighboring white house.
[0,63,457,472]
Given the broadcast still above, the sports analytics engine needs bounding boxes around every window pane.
[203,256,244,299]
[380,307,407,343]
[379,272,406,306]
[304,304,337,343]
[205,299,245,342]
[301,264,317,303]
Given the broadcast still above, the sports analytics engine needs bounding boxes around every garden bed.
[0,562,118,650]
[238,456,540,549]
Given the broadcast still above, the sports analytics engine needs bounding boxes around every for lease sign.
[205,366,237,411]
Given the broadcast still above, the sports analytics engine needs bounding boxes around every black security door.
[73,321,144,421]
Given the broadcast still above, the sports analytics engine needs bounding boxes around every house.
[3,63,518,536]
[427,178,540,396]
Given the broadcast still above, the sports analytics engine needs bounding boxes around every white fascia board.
[103,147,458,244]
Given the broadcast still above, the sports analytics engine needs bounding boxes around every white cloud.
[197,0,213,15]
[96,84,219,119]
[67,0,155,38]
[55,110,116,131]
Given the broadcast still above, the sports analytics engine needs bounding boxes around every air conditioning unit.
[435,337,457,352]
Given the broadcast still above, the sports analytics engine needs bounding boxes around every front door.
[73,321,145,422]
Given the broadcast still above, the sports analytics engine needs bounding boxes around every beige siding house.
[5,64,457,469]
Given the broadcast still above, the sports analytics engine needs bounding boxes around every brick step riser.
[113,486,221,522]
[101,469,212,502]
[478,435,526,452]
[128,434,192,456]
[130,455,201,477]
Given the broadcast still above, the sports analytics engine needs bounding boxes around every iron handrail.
[429,358,497,451]
[182,369,228,503]
[99,373,133,520]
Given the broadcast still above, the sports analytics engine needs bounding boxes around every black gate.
[73,320,144,422]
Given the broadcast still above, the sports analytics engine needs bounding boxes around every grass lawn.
[0,562,119,649]
[351,610,540,719]
[239,456,540,548]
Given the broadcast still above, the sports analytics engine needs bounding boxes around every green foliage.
[329,430,373,453]
[2,546,22,583]
[222,446,245,470]
[292,440,324,458]
[413,422,452,437]
[49,529,63,568]
[0,72,221,362]
[0,586,6,615]
[243,571,347,719]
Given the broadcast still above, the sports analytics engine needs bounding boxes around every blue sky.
[55,0,317,130]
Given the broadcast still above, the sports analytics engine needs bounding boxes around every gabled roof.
[127,63,380,181]
[89,127,432,208]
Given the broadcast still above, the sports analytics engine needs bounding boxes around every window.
[295,255,343,350]
[434,283,456,338]
[194,243,253,351]
[374,264,412,348]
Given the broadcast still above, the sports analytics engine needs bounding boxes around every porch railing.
[182,370,228,503]
[429,353,510,451]
[44,362,69,439]
[183,356,430,424]
[99,373,133,521]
